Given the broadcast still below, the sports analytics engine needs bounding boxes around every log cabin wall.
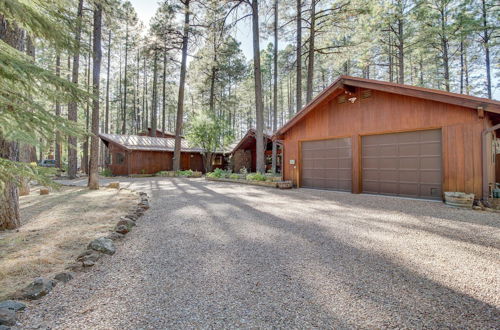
[107,143,129,176]
[129,151,173,174]
[282,89,491,198]
[105,142,205,175]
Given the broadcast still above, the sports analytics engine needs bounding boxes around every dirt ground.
[0,186,137,300]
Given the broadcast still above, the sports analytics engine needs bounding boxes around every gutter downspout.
[482,122,500,200]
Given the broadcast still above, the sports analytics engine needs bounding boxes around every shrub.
[177,170,193,177]
[207,168,231,178]
[246,173,266,181]
[100,168,113,177]
[229,173,240,180]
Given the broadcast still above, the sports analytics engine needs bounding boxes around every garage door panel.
[400,157,419,169]
[399,171,419,182]
[400,144,420,156]
[422,142,441,155]
[362,129,442,200]
[399,183,419,196]
[420,156,441,169]
[420,170,441,184]
[380,157,399,169]
[301,138,352,191]
[363,145,379,156]
[380,145,398,155]
[380,182,399,194]
[378,170,398,181]
[420,184,442,198]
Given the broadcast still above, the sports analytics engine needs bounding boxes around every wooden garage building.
[274,76,500,200]
[99,133,205,175]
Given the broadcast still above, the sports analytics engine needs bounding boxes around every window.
[115,152,125,165]
[212,155,223,165]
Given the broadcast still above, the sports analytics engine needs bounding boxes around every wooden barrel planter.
[444,192,474,209]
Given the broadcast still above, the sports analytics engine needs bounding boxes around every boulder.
[124,214,138,221]
[18,278,55,300]
[107,232,125,241]
[65,262,83,272]
[138,201,149,210]
[54,272,73,283]
[39,188,49,195]
[76,251,101,267]
[0,308,15,326]
[0,301,25,312]
[82,260,95,267]
[87,237,116,255]
[107,182,120,189]
[117,218,135,230]
[115,225,129,235]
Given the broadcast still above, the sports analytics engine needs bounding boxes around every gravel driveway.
[18,177,500,329]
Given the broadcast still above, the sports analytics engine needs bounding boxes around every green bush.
[246,173,266,181]
[229,173,240,180]
[177,170,193,177]
[100,168,113,177]
[207,168,231,178]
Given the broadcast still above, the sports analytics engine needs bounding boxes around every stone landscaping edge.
[205,177,293,189]
[0,183,150,329]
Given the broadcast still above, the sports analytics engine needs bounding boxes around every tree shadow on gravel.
[34,178,498,328]
[151,179,500,328]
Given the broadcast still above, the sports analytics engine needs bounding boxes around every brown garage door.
[362,129,442,199]
[301,138,352,191]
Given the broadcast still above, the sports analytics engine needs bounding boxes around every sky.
[128,0,256,60]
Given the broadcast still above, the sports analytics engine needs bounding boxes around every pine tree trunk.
[173,0,190,171]
[150,50,158,137]
[55,54,62,168]
[122,21,129,134]
[105,29,111,164]
[271,0,279,174]
[482,0,492,99]
[251,0,265,173]
[88,3,102,190]
[397,17,404,84]
[295,0,302,113]
[83,31,92,174]
[0,14,22,229]
[306,0,315,104]
[460,39,464,94]
[162,44,167,133]
[68,0,84,179]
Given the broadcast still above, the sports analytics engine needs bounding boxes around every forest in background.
[0,0,499,229]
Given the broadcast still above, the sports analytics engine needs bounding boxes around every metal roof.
[99,134,204,153]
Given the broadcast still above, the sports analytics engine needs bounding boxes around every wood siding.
[105,141,204,175]
[282,89,490,198]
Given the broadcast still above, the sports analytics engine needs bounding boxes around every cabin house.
[99,133,204,175]
[273,76,500,200]
[230,129,281,173]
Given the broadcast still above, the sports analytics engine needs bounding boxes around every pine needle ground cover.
[0,187,136,300]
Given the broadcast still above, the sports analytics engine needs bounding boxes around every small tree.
[186,111,233,173]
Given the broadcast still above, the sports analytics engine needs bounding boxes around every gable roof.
[99,133,203,153]
[230,128,273,154]
[275,75,500,136]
